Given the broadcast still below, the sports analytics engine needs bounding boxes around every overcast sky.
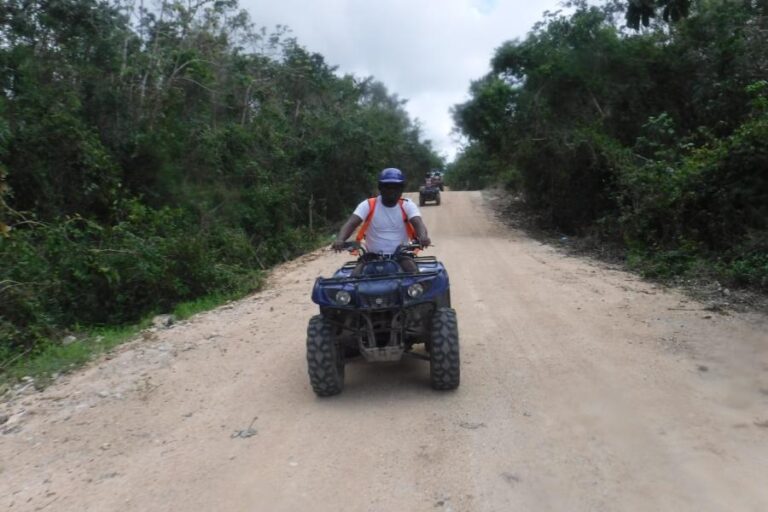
[239,0,565,162]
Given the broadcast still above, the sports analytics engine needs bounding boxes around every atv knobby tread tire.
[306,315,344,396]
[429,307,460,390]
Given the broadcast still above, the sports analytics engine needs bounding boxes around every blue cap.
[378,168,406,184]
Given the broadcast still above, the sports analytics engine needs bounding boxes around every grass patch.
[626,247,768,292]
[0,288,256,391]
[173,292,240,320]
[626,248,699,279]
[0,322,147,390]
[0,232,333,394]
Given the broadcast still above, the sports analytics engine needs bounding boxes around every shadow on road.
[307,357,459,405]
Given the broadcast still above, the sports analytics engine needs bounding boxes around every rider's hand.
[331,239,346,252]
[418,236,431,248]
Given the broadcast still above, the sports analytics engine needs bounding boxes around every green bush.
[618,106,768,264]
[516,128,627,233]
[0,202,264,353]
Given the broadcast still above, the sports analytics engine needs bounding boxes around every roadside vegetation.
[0,0,442,384]
[448,0,767,293]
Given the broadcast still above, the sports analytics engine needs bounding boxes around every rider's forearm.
[409,216,429,243]
[336,216,361,242]
[413,221,428,242]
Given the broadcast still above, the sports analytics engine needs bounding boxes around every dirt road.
[2,191,767,512]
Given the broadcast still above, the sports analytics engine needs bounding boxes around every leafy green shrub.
[0,202,264,353]
[626,245,699,279]
[615,93,768,289]
[619,103,768,250]
[516,128,627,233]
[722,254,768,289]
[447,143,518,191]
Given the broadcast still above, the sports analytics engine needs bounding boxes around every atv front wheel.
[306,315,345,396]
[429,307,460,390]
[419,195,426,206]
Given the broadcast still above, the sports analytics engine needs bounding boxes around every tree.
[1,0,443,356]
[449,0,768,287]
[625,0,691,29]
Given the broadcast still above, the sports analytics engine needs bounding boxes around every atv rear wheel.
[429,307,460,390]
[306,315,345,396]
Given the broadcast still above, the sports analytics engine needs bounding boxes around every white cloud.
[240,0,564,161]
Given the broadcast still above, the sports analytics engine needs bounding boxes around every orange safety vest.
[355,197,417,244]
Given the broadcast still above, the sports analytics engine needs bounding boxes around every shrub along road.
[1,192,767,511]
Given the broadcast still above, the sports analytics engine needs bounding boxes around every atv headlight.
[407,283,424,298]
[334,290,351,305]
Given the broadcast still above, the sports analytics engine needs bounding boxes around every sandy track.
[1,191,767,512]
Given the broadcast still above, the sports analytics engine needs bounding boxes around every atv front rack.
[327,256,441,284]
[319,269,440,285]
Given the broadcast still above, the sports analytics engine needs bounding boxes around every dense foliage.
[449,0,767,289]
[0,0,442,360]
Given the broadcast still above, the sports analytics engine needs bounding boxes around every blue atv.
[306,242,460,396]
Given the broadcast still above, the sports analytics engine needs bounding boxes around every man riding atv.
[429,169,444,191]
[332,168,431,272]
[419,174,441,206]
[308,167,459,396]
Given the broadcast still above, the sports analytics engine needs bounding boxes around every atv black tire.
[306,315,344,396]
[436,194,441,206]
[429,307,460,390]
[419,195,426,206]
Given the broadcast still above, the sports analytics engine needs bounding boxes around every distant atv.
[306,242,460,396]
[419,180,441,206]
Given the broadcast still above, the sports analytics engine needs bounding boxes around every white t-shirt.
[353,196,421,255]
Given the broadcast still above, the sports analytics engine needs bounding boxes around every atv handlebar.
[340,240,425,258]
[342,241,366,255]
[395,242,424,256]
